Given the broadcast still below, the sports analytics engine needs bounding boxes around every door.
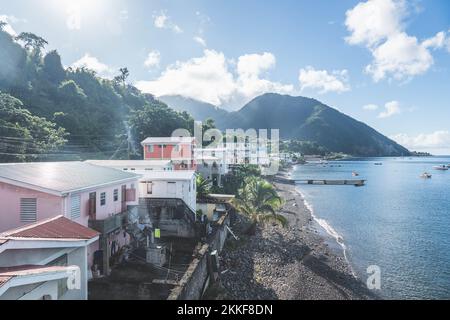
[121,185,127,211]
[89,192,96,219]
[167,182,176,197]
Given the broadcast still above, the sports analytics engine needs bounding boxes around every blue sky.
[1,0,450,153]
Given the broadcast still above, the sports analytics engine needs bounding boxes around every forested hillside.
[0,26,194,162]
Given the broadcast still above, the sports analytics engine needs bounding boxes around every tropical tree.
[114,67,129,85]
[15,32,48,52]
[196,175,212,199]
[233,176,286,234]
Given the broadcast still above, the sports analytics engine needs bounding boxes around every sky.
[1,0,450,154]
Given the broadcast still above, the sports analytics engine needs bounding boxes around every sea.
[291,157,450,299]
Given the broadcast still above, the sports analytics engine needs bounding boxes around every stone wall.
[167,212,230,300]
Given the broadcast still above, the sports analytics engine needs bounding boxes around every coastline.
[213,167,377,300]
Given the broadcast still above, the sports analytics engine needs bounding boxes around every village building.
[141,137,197,170]
[0,162,140,276]
[0,216,99,300]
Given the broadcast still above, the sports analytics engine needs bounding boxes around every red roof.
[1,216,99,240]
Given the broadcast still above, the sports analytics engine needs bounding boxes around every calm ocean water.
[291,157,450,299]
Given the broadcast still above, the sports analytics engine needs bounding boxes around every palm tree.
[196,175,212,199]
[233,177,287,234]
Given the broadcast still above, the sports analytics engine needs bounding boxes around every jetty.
[296,179,366,186]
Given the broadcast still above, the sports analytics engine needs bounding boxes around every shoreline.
[213,167,377,300]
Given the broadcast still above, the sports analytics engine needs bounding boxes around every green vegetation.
[280,140,329,156]
[0,28,195,162]
[233,176,286,234]
[0,92,67,162]
[196,175,212,199]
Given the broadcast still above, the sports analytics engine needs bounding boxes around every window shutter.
[20,198,37,222]
[70,195,81,220]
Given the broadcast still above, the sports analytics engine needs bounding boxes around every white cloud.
[153,11,183,34]
[119,10,129,20]
[71,53,115,78]
[0,15,19,35]
[298,66,350,94]
[363,104,379,110]
[135,50,294,109]
[144,50,160,68]
[193,36,207,47]
[378,100,401,118]
[391,131,450,150]
[345,0,449,82]
[422,31,446,49]
[66,4,81,30]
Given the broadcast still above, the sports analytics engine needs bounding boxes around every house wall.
[138,178,196,212]
[0,280,59,300]
[143,143,193,160]
[0,182,62,233]
[0,245,89,300]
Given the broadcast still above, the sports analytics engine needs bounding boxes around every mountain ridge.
[160,93,410,157]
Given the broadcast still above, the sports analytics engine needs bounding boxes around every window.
[113,189,119,201]
[70,195,81,220]
[20,198,37,222]
[100,192,106,206]
[147,145,154,153]
[147,182,153,194]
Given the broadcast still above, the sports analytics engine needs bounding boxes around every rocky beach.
[211,169,377,300]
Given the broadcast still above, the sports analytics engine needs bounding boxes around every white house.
[0,216,99,300]
[137,170,197,212]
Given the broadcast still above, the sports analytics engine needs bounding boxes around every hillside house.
[0,162,140,276]
[0,216,99,300]
[141,137,197,170]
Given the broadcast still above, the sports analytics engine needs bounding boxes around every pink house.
[141,137,197,170]
[0,162,140,276]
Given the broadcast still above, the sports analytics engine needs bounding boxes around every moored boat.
[433,165,448,171]
[420,172,432,178]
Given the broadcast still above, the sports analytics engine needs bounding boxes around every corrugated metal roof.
[1,216,99,240]
[141,137,195,144]
[0,162,139,194]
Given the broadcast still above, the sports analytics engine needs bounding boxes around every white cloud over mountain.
[136,50,294,109]
[378,100,401,118]
[345,0,449,82]
[144,50,161,68]
[299,67,350,94]
[71,53,115,78]
[391,131,450,151]
[0,15,20,35]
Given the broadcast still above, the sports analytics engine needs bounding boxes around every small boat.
[352,171,359,176]
[374,162,383,165]
[433,165,448,171]
[420,172,432,179]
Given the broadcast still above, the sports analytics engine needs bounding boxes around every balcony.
[88,211,128,234]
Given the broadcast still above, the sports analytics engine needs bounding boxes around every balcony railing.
[88,211,128,234]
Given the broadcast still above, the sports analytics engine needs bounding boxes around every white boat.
[420,172,432,178]
[433,165,448,171]
[352,171,359,176]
